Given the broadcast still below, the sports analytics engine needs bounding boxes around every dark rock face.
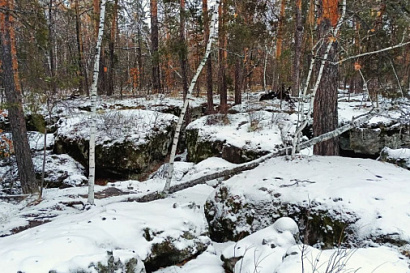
[205,185,358,248]
[54,110,177,179]
[185,128,225,163]
[340,124,410,157]
[144,233,209,272]
[185,112,280,164]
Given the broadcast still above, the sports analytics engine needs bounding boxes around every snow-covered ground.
[1,155,409,272]
[0,92,409,272]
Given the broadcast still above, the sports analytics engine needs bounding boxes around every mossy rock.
[185,128,225,163]
[205,185,358,248]
[144,235,209,272]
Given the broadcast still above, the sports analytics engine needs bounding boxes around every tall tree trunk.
[150,0,161,94]
[313,0,339,156]
[48,0,57,94]
[234,57,242,105]
[0,0,38,194]
[218,0,227,113]
[180,0,188,100]
[292,0,304,96]
[203,0,214,113]
[74,0,89,95]
[137,29,143,90]
[88,0,107,205]
[107,0,118,96]
[273,0,286,89]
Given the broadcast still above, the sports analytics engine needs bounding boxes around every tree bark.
[74,0,89,95]
[203,0,214,113]
[150,0,161,94]
[234,57,242,105]
[292,0,304,96]
[0,0,38,194]
[313,0,340,156]
[218,0,227,113]
[107,0,118,96]
[180,0,188,100]
[88,0,107,205]
[48,0,57,95]
[273,0,286,89]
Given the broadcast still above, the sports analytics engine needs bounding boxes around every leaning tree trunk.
[162,1,220,195]
[88,0,107,205]
[203,0,214,113]
[0,0,38,194]
[313,0,340,156]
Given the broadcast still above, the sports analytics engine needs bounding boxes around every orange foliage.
[129,67,139,89]
[354,62,362,71]
[322,0,339,27]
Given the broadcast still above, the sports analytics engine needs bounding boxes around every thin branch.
[332,40,410,65]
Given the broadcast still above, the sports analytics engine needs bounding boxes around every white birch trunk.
[162,2,220,195]
[88,0,107,205]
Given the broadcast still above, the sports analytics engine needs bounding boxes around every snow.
[0,92,409,272]
[216,156,410,244]
[382,147,410,159]
[1,155,409,272]
[186,111,296,151]
[57,109,177,147]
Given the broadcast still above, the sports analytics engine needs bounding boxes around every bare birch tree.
[88,0,107,205]
[162,1,220,195]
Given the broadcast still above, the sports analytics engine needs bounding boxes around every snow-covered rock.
[54,110,177,179]
[186,111,295,163]
[379,147,410,170]
[339,120,410,157]
[1,153,86,192]
[221,217,299,272]
[220,218,408,273]
[205,156,410,248]
[0,194,210,273]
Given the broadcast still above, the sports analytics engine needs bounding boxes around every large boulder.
[54,110,177,179]
[205,156,410,249]
[379,147,410,170]
[186,111,294,163]
[340,122,410,157]
[221,217,299,273]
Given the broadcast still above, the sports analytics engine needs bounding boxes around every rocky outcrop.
[54,110,177,179]
[204,156,410,249]
[205,184,358,248]
[340,122,410,157]
[56,252,146,273]
[221,217,299,273]
[143,231,210,272]
[379,147,410,170]
[186,112,289,163]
